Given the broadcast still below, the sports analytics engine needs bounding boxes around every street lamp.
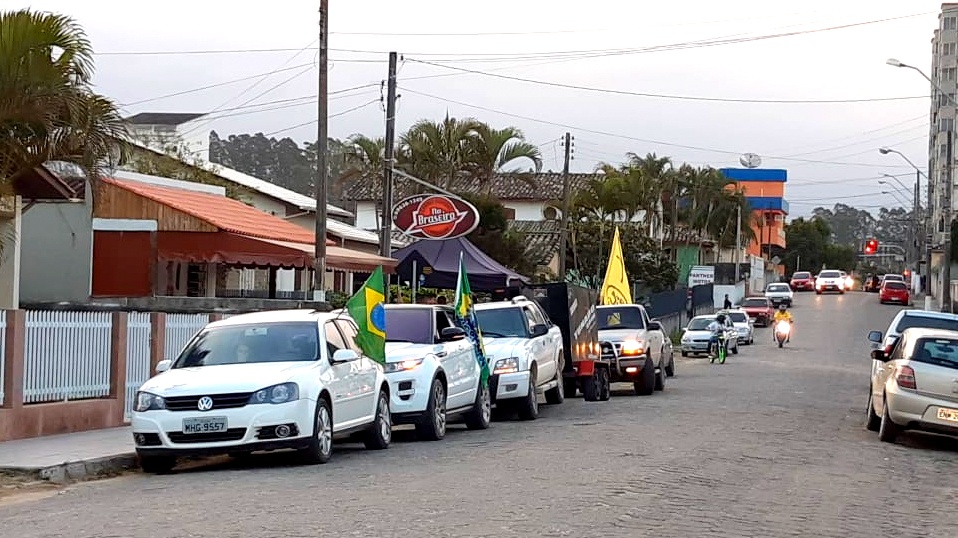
[882,189,912,208]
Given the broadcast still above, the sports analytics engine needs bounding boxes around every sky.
[12,0,948,217]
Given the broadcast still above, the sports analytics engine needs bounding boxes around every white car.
[815,269,845,294]
[131,310,392,473]
[680,314,739,357]
[867,309,958,353]
[764,283,793,307]
[721,309,754,345]
[474,297,565,420]
[382,304,491,440]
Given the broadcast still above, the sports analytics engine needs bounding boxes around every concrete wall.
[714,282,746,308]
[20,199,93,303]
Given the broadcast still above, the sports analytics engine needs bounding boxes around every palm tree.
[397,114,481,189]
[340,134,385,182]
[0,9,129,186]
[464,124,542,193]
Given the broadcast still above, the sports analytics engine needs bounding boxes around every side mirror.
[648,321,662,332]
[866,330,883,344]
[530,323,549,337]
[331,348,360,364]
[156,359,172,373]
[440,326,466,341]
[871,349,890,362]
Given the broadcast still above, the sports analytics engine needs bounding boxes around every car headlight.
[493,357,519,375]
[384,358,425,373]
[249,382,300,405]
[620,339,644,355]
[134,391,166,412]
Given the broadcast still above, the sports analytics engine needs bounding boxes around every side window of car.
[324,321,348,360]
[523,305,545,331]
[334,319,363,355]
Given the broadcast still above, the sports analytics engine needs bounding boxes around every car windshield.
[384,308,434,344]
[597,307,645,330]
[894,315,958,334]
[884,282,907,290]
[688,318,714,330]
[819,271,841,278]
[792,272,811,279]
[885,275,904,281]
[173,322,319,368]
[728,312,748,323]
[767,284,789,292]
[741,298,768,307]
[475,307,528,338]
[912,338,958,371]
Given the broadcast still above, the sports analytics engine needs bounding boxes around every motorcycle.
[774,320,791,348]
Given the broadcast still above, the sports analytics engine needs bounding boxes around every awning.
[157,232,396,273]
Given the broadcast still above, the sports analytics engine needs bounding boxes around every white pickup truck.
[596,304,674,395]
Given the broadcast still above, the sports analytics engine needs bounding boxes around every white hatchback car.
[131,310,392,473]
[382,304,491,440]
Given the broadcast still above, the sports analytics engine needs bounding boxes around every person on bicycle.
[773,304,793,342]
[707,314,727,357]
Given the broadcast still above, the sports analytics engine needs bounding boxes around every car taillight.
[896,365,917,390]
[883,343,894,354]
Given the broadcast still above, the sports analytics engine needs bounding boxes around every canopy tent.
[392,237,529,292]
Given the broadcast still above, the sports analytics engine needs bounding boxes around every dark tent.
[392,237,530,292]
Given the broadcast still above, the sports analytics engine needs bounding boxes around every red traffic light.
[864,239,878,254]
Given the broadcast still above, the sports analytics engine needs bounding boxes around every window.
[502,207,516,220]
[174,322,319,368]
[941,118,954,133]
[334,319,362,355]
[945,17,957,30]
[819,270,841,278]
[384,308,434,344]
[523,305,547,330]
[475,307,529,338]
[687,318,713,330]
[741,298,769,308]
[728,312,748,323]
[597,307,645,330]
[895,315,958,334]
[912,338,958,370]
[944,42,957,56]
[942,67,957,81]
[324,322,348,358]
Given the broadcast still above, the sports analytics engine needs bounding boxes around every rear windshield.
[884,275,904,281]
[884,282,907,290]
[819,271,841,278]
[687,318,713,330]
[792,272,811,279]
[895,315,958,334]
[767,284,790,292]
[597,307,645,330]
[912,338,958,370]
[728,312,748,323]
[741,298,768,307]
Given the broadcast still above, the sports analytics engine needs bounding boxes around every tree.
[397,115,481,189]
[458,193,537,278]
[0,9,129,187]
[126,139,248,200]
[783,217,833,274]
[464,124,541,193]
[569,218,678,293]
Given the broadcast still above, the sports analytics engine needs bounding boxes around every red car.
[790,271,814,291]
[879,281,910,305]
[740,296,774,327]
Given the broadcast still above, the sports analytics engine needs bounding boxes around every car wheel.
[878,398,902,443]
[665,353,675,377]
[634,357,655,396]
[301,397,333,464]
[681,351,688,357]
[416,377,447,441]
[517,373,539,420]
[599,367,612,401]
[465,381,492,429]
[653,360,666,391]
[545,368,565,405]
[563,377,578,398]
[139,455,175,474]
[363,388,392,450]
[582,370,601,402]
[865,389,881,432]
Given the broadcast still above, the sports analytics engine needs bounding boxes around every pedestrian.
[724,294,732,310]
[436,295,448,305]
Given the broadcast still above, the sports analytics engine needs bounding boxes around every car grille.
[167,428,247,444]
[164,392,253,412]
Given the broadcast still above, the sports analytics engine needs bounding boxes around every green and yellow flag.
[346,266,386,363]
[454,252,490,387]
[600,226,631,305]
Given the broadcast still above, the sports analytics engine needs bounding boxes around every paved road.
[3,292,958,537]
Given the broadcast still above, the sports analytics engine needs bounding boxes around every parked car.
[720,308,754,345]
[764,283,794,307]
[382,305,491,440]
[789,271,814,291]
[740,296,774,327]
[883,274,906,284]
[863,275,881,293]
[596,304,672,395]
[474,296,565,419]
[131,310,392,473]
[879,281,911,306]
[866,309,958,355]
[815,269,845,294]
[680,314,739,357]
[866,328,958,444]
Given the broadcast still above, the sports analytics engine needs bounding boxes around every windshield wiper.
[481,331,510,338]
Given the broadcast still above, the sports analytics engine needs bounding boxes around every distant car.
[865,328,958,444]
[816,269,845,294]
[863,275,881,293]
[764,283,794,307]
[740,296,774,327]
[789,271,814,291]
[883,274,905,285]
[867,309,958,355]
[720,308,754,345]
[680,314,738,357]
[879,281,911,306]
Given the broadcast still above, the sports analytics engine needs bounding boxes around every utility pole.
[380,52,398,300]
[944,129,953,313]
[557,132,572,279]
[734,204,741,283]
[312,0,329,302]
[914,172,920,272]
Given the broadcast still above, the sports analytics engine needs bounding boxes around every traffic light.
[864,239,879,254]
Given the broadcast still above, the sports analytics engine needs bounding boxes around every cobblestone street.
[3,292,958,537]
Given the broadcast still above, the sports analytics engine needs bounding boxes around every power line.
[398,86,915,168]
[764,113,928,156]
[262,99,380,137]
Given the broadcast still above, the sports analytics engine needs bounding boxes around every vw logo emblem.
[197,396,213,411]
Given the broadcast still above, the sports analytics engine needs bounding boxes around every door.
[335,319,379,421]
[435,308,473,409]
[872,334,905,415]
[323,321,367,430]
[523,304,555,384]
[640,307,663,364]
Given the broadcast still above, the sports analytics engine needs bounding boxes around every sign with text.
[392,194,480,240]
[688,265,715,288]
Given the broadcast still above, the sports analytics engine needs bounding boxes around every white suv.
[131,310,392,473]
[382,304,491,440]
[816,269,845,294]
[474,297,565,420]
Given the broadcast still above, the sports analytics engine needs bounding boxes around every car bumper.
[132,398,316,455]
[681,342,710,354]
[386,368,435,423]
[816,285,843,292]
[886,385,958,435]
[767,297,792,305]
[881,295,910,303]
[489,370,531,402]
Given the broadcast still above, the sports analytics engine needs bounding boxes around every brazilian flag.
[454,252,490,387]
[346,266,386,364]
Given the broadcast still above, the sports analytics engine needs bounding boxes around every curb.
[0,453,138,485]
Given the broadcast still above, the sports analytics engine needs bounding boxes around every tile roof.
[104,177,333,246]
[124,112,207,125]
[508,220,561,266]
[345,172,602,202]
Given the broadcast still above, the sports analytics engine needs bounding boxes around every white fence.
[125,312,152,421]
[23,311,113,404]
[164,314,209,362]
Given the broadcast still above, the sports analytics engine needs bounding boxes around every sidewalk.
[0,427,136,483]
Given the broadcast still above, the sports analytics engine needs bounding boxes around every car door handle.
[435,351,448,358]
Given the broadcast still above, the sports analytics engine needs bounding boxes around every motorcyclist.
[707,314,727,357]
[773,304,793,342]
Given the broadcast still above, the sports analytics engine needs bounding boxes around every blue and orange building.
[719,168,789,270]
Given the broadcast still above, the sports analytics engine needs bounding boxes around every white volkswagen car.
[131,310,392,473]
[474,297,565,420]
[382,304,491,441]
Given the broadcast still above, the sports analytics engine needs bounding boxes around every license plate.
[937,408,958,423]
[182,417,227,434]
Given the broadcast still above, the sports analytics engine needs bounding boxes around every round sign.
[392,194,480,240]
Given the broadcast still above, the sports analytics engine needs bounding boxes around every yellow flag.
[600,227,632,305]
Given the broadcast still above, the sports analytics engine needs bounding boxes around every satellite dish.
[740,153,762,168]
[542,206,558,220]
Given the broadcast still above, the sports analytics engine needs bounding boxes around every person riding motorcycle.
[773,304,792,342]
[707,314,727,357]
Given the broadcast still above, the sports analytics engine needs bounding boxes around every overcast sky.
[14,0,946,217]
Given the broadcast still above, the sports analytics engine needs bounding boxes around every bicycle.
[708,335,727,364]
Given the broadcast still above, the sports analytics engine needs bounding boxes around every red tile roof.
[104,178,334,245]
